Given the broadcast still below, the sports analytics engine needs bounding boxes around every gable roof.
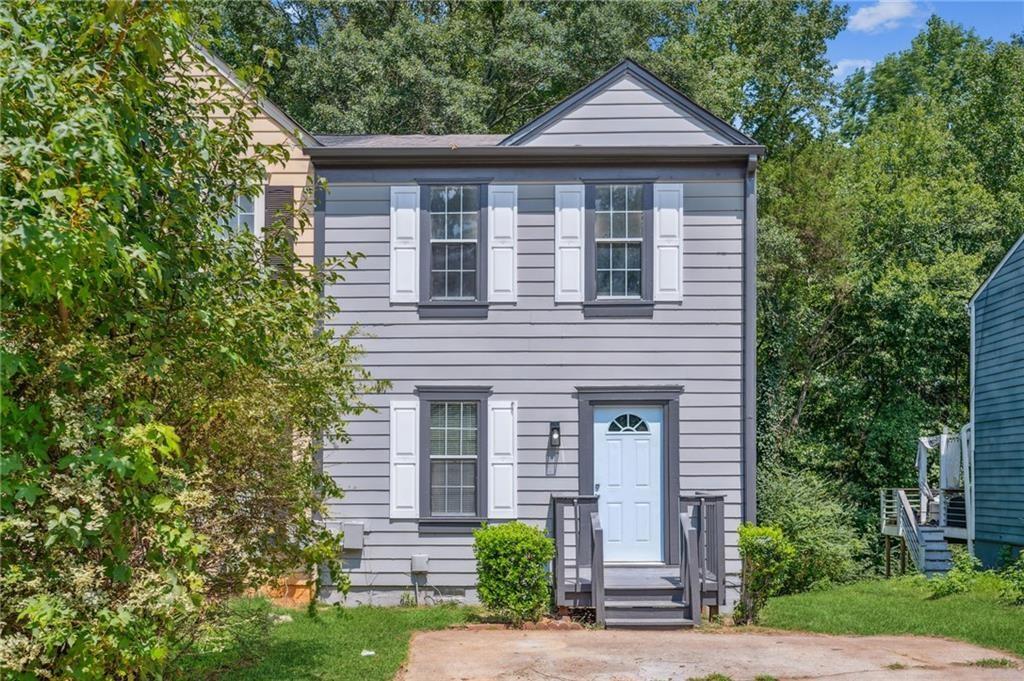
[970,232,1024,305]
[500,59,757,147]
[194,43,320,148]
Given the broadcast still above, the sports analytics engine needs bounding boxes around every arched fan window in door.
[607,413,649,433]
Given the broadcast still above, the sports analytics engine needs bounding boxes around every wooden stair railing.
[590,511,605,625]
[551,495,599,607]
[680,493,727,614]
[680,511,700,625]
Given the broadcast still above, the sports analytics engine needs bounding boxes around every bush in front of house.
[473,522,555,626]
[998,552,1024,606]
[930,546,982,598]
[735,523,796,624]
[757,466,865,593]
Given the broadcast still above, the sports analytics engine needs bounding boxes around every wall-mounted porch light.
[549,422,561,449]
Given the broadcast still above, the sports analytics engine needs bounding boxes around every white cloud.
[848,1,918,33]
[833,58,876,80]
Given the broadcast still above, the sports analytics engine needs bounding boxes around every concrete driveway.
[399,629,1022,680]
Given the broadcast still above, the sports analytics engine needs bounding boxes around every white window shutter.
[389,400,419,519]
[488,185,518,302]
[487,400,518,519]
[554,185,585,302]
[653,184,684,302]
[389,186,420,303]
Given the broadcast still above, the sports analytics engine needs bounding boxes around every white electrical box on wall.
[341,522,364,551]
[410,554,429,574]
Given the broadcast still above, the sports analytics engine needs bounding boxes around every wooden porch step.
[605,616,695,629]
[604,599,688,609]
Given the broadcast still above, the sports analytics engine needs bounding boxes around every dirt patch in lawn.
[398,628,1023,680]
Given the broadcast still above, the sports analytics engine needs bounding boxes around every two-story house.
[309,60,762,627]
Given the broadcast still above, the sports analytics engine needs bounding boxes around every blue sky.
[829,0,1024,80]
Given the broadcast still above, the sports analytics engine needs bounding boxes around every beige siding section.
[523,75,733,147]
[186,61,314,264]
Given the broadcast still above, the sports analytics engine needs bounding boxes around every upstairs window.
[429,185,481,300]
[595,184,644,298]
[224,191,264,238]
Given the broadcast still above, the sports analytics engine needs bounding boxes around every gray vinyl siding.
[322,173,748,606]
[972,239,1024,549]
[521,75,733,147]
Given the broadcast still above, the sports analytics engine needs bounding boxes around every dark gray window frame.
[575,385,682,564]
[583,183,655,318]
[416,386,492,533]
[418,183,489,319]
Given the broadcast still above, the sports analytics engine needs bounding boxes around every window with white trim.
[429,185,481,300]
[224,190,265,238]
[594,184,644,298]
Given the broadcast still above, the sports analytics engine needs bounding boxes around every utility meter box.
[341,522,364,551]
[410,554,429,574]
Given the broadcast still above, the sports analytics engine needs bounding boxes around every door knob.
[594,483,600,492]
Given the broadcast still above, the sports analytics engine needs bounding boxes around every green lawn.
[759,575,1024,658]
[189,604,475,681]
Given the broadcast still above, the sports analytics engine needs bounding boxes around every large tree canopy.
[1,1,376,676]
[204,0,846,149]
[759,18,1023,529]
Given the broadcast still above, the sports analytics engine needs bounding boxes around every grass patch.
[967,658,1017,668]
[759,575,1024,658]
[186,603,476,680]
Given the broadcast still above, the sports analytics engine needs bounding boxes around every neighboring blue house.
[307,60,763,627]
[881,235,1024,574]
[969,234,1024,567]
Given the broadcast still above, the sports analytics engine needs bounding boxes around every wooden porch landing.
[561,564,681,591]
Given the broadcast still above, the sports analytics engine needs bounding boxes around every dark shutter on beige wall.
[264,185,295,269]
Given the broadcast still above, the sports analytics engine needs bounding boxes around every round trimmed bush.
[473,521,555,626]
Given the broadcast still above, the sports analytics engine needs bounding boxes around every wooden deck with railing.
[550,493,726,628]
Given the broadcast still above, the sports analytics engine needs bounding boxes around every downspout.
[742,154,758,523]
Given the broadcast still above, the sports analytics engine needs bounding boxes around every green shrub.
[930,546,982,598]
[735,524,795,624]
[757,466,865,593]
[998,551,1024,606]
[473,522,555,626]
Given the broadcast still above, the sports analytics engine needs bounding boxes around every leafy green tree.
[758,18,1022,548]
[0,1,376,676]
[206,0,846,145]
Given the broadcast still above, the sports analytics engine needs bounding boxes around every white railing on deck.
[880,488,921,533]
[896,489,924,570]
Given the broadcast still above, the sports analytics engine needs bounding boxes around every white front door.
[594,406,663,562]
